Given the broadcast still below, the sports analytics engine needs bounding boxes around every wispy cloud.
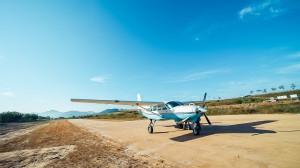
[167,69,230,83]
[276,63,300,74]
[1,91,15,97]
[183,14,228,41]
[90,76,106,83]
[239,0,285,20]
[287,51,300,58]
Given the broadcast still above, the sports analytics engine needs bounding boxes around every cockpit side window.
[163,105,167,110]
[153,106,157,111]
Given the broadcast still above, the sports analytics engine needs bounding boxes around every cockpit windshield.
[165,101,183,109]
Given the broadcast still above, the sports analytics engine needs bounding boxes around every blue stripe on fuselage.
[139,111,203,122]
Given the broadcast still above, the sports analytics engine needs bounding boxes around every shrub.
[0,112,40,123]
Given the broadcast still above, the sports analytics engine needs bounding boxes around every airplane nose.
[198,107,207,113]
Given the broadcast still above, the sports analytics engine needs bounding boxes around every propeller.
[203,113,211,125]
[200,93,211,125]
[202,93,207,108]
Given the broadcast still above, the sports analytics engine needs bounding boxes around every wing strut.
[176,117,191,125]
[138,106,162,117]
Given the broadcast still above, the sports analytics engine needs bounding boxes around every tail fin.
[137,93,141,101]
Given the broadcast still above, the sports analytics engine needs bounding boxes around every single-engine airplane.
[71,93,211,135]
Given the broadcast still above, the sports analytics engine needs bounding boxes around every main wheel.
[148,125,153,133]
[193,123,201,135]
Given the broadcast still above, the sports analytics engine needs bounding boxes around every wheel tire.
[193,123,201,135]
[148,125,153,133]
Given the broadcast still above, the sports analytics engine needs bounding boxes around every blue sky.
[0,0,300,113]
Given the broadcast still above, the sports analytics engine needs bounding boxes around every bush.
[0,111,40,123]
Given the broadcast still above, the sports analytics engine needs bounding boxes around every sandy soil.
[0,120,172,168]
[69,114,300,168]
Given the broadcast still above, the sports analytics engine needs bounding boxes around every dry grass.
[207,100,300,115]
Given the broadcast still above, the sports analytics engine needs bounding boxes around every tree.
[291,83,296,90]
[263,88,267,93]
[250,91,254,94]
[271,87,277,92]
[256,90,262,94]
[279,85,285,91]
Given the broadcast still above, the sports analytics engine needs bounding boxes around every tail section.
[137,93,141,101]
[137,93,142,110]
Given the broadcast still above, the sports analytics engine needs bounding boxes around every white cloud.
[1,91,15,97]
[167,69,230,83]
[91,76,106,83]
[276,63,300,74]
[287,51,300,58]
[239,0,285,20]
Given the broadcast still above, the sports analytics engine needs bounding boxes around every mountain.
[37,109,119,118]
[38,110,62,118]
[38,110,96,118]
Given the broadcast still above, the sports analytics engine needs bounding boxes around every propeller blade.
[202,93,207,108]
[203,113,211,125]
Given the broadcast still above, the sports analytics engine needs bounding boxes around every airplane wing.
[71,99,165,106]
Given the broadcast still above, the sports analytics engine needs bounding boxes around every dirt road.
[0,120,171,168]
[70,114,300,168]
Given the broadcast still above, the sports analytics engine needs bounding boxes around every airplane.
[71,93,211,135]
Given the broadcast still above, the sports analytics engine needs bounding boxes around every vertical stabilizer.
[137,93,142,101]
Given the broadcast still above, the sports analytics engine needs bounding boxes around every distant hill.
[38,110,62,118]
[37,109,119,119]
[99,109,119,114]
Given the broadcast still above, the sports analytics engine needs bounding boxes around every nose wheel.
[148,125,153,133]
[193,122,201,135]
[148,119,156,134]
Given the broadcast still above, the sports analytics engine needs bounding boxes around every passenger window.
[153,107,157,111]
[158,106,161,110]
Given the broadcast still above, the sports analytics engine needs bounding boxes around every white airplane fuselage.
[139,101,207,123]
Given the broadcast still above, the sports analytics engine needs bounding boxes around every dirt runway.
[69,114,300,168]
[0,120,170,168]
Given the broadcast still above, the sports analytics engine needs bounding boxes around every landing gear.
[148,119,156,134]
[148,125,153,133]
[193,122,201,135]
[182,122,192,130]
